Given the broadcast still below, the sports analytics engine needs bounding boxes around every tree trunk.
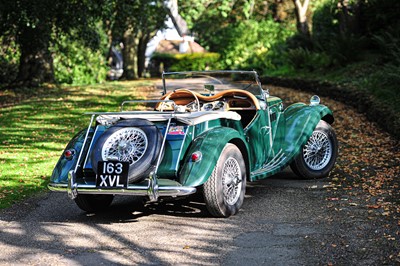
[15,25,54,87]
[293,0,310,36]
[122,27,138,80]
[137,34,150,78]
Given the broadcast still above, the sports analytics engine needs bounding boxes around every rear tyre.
[203,144,246,217]
[290,120,338,179]
[74,194,114,212]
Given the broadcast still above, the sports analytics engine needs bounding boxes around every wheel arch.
[50,128,94,184]
[322,113,334,125]
[283,104,335,164]
[179,127,248,187]
[229,137,250,181]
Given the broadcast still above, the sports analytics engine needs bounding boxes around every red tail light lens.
[64,149,75,160]
[191,151,202,162]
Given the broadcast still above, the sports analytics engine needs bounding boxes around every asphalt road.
[0,168,333,265]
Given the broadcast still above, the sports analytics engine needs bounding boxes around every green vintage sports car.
[49,70,338,217]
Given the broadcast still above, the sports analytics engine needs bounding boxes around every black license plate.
[96,161,129,188]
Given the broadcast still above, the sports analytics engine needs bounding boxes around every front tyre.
[74,194,114,212]
[290,120,338,179]
[203,144,246,217]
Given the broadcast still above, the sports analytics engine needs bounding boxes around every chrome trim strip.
[83,125,100,170]
[251,149,287,176]
[147,172,159,202]
[147,117,172,202]
[74,114,95,173]
[48,182,196,198]
[120,100,175,112]
[155,118,171,174]
[67,170,78,199]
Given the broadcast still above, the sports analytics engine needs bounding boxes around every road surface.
[0,168,332,265]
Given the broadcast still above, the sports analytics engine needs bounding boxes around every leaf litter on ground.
[274,86,400,264]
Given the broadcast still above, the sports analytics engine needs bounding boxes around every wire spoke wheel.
[222,157,242,205]
[101,127,148,165]
[290,120,338,179]
[203,144,246,217]
[303,131,332,171]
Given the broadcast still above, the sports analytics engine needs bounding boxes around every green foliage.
[179,1,296,74]
[220,19,292,68]
[149,52,220,76]
[362,0,400,36]
[286,48,332,71]
[0,0,112,86]
[111,0,166,37]
[51,24,108,85]
[180,0,271,30]
[324,34,367,65]
[212,19,295,72]
[311,0,339,48]
[51,35,108,85]
[370,28,400,88]
[0,38,20,86]
[286,0,367,69]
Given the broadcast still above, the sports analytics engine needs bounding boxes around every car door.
[267,97,285,156]
[244,108,273,172]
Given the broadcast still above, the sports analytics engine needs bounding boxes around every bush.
[149,52,220,76]
[51,33,108,85]
[286,47,332,71]
[216,19,294,71]
[370,28,400,88]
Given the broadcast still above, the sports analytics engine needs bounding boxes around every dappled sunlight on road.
[0,194,239,265]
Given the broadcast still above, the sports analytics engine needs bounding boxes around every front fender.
[284,103,333,158]
[50,128,93,184]
[179,127,247,187]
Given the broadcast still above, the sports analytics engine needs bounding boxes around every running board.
[250,149,288,178]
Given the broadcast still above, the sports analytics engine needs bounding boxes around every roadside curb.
[261,76,400,140]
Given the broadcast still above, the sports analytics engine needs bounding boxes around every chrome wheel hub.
[303,131,332,170]
[222,157,242,205]
[102,127,148,165]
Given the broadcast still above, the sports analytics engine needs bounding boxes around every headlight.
[310,95,320,106]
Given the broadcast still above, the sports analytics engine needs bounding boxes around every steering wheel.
[165,89,201,112]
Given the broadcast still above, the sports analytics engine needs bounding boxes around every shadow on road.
[0,167,331,265]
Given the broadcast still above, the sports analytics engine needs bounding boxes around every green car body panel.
[48,70,336,207]
[249,102,333,180]
[50,129,93,184]
[179,125,248,187]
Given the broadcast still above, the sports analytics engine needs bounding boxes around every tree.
[0,0,109,87]
[111,0,167,79]
[179,0,293,70]
[179,0,273,52]
[292,0,310,36]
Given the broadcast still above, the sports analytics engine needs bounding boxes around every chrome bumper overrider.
[48,170,196,201]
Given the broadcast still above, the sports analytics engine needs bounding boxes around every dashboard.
[186,100,227,112]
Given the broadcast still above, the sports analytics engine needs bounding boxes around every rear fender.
[284,103,333,157]
[179,127,248,187]
[50,128,94,184]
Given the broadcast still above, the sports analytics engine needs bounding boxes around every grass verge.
[0,80,158,209]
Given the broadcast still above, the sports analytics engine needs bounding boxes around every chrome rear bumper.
[48,170,196,201]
